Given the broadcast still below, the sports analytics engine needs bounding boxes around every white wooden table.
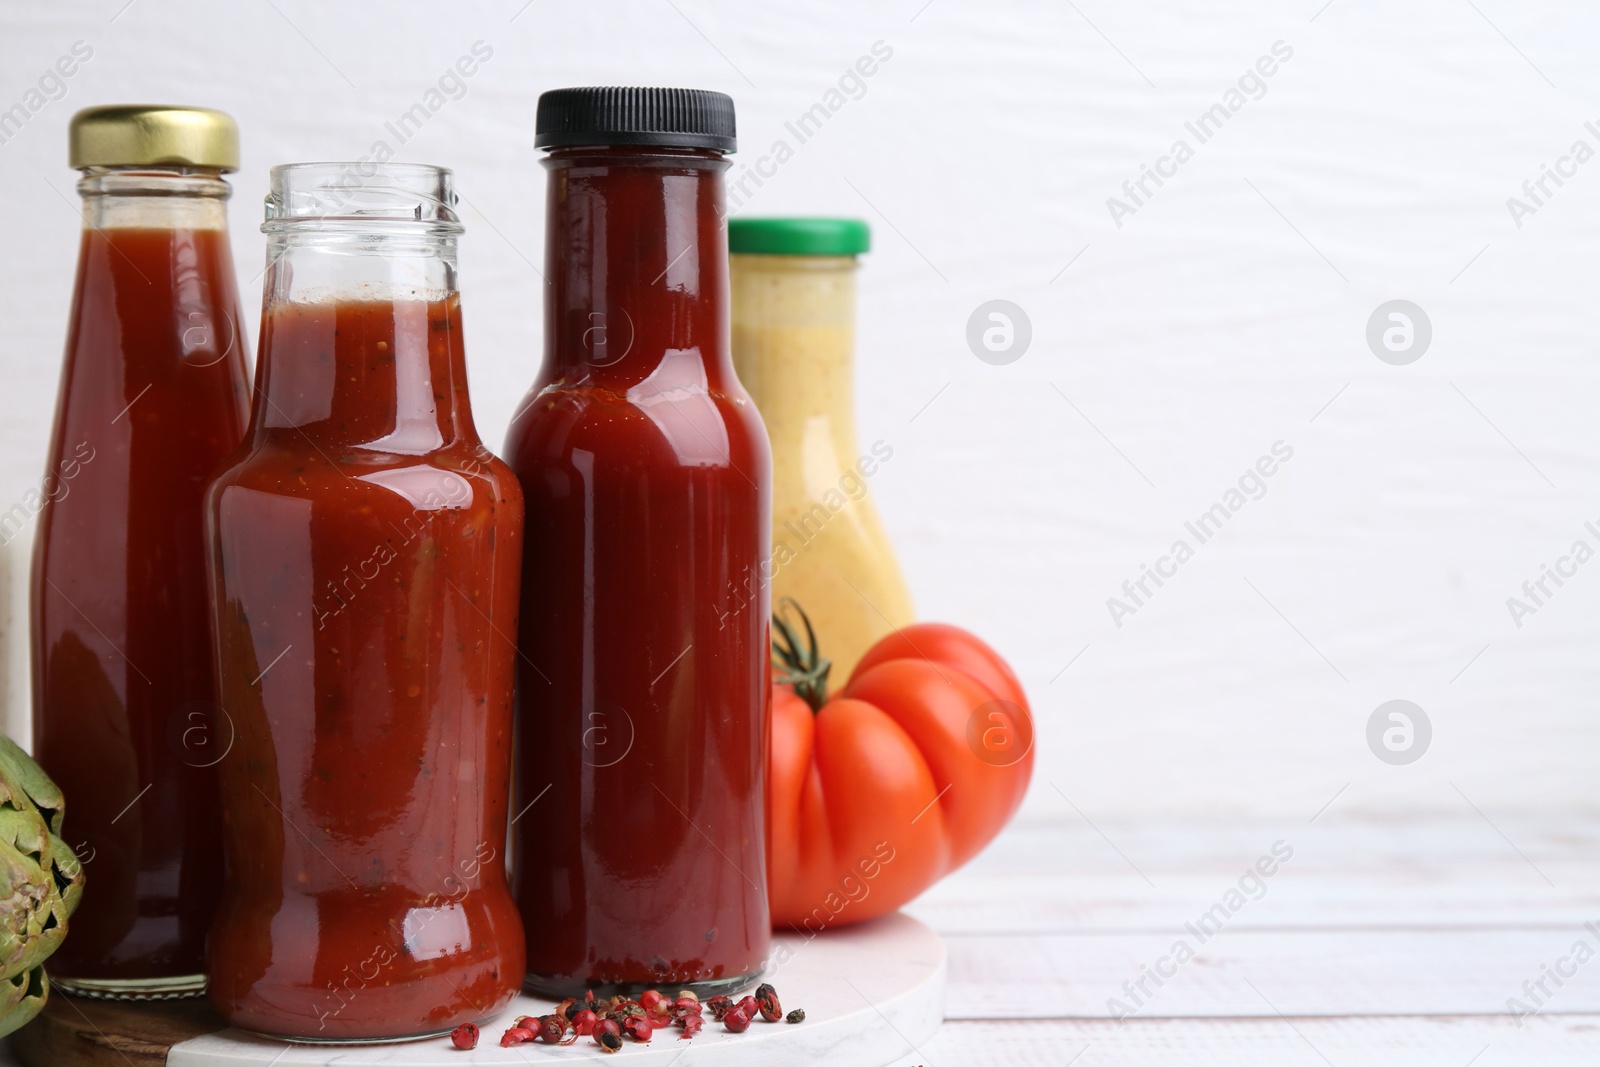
[9,811,1598,1064]
[887,812,1600,1065]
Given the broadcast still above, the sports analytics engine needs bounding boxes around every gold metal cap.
[69,105,239,171]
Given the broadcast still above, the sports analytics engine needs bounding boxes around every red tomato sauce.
[506,147,772,995]
[33,225,248,986]
[204,294,525,1039]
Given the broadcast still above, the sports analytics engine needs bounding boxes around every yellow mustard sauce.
[731,251,914,681]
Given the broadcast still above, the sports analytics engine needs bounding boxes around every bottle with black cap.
[506,88,773,996]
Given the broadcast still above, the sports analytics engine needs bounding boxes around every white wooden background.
[5,0,1600,820]
[4,0,1600,1060]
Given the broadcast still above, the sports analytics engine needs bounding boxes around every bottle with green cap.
[729,217,914,680]
[31,105,249,999]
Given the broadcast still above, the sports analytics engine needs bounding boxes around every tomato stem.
[771,598,831,713]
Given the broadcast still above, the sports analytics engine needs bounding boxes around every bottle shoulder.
[505,375,770,476]
[211,439,521,515]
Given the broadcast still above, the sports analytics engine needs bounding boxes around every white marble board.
[166,914,945,1066]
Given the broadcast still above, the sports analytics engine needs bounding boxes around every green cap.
[728,217,870,256]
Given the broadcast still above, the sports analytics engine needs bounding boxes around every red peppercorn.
[572,1008,599,1035]
[724,1006,751,1033]
[449,1022,478,1050]
[593,1018,623,1053]
[500,1026,534,1047]
[756,983,783,1022]
[705,994,733,1021]
[537,1014,569,1044]
[738,995,759,1019]
[640,989,664,1012]
[674,995,703,1017]
[680,1014,704,1038]
[624,1015,653,1042]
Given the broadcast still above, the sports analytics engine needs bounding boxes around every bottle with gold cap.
[729,218,914,681]
[30,105,250,998]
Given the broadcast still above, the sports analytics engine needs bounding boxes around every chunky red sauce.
[33,224,248,987]
[205,294,524,1039]
[506,147,772,995]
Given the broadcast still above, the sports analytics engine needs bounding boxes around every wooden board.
[9,992,226,1067]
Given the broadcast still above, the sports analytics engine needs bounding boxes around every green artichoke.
[0,734,84,1037]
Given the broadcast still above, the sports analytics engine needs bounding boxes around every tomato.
[766,618,1034,932]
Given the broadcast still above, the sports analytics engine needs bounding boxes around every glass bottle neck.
[67,166,246,379]
[730,254,859,453]
[542,147,732,388]
[254,233,477,454]
[77,166,232,231]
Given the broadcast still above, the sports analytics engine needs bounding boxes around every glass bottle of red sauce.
[204,163,525,1041]
[32,105,249,999]
[507,87,772,996]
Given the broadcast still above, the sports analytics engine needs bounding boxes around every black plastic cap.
[535,87,737,153]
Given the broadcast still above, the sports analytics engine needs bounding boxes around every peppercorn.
[499,1026,533,1047]
[786,1007,806,1024]
[594,1018,624,1053]
[538,1014,570,1044]
[755,982,782,1022]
